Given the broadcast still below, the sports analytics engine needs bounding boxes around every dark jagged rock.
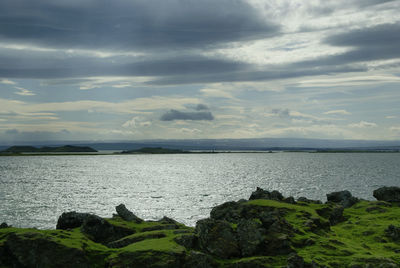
[373,187,400,202]
[287,252,306,268]
[297,197,322,204]
[4,232,91,267]
[237,219,264,257]
[0,222,9,228]
[157,216,179,225]
[249,187,284,201]
[56,211,93,230]
[326,190,359,208]
[385,225,400,241]
[284,196,296,204]
[184,251,218,268]
[81,214,134,244]
[316,204,345,225]
[196,218,240,258]
[210,201,243,222]
[174,234,197,250]
[115,204,143,223]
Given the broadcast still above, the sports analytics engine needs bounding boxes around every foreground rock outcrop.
[1,187,400,267]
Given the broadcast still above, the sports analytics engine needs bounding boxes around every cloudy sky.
[0,0,400,142]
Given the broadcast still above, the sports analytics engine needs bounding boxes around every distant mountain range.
[1,138,399,152]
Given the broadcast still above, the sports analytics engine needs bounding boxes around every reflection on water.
[1,153,399,229]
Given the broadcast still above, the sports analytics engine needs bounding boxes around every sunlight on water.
[1,153,399,229]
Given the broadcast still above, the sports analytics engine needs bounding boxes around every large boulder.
[373,187,400,202]
[4,232,91,268]
[326,190,358,208]
[210,201,243,222]
[56,212,93,230]
[196,218,240,259]
[385,225,400,241]
[249,187,284,201]
[81,215,134,244]
[316,204,345,226]
[237,219,264,257]
[183,251,218,268]
[115,204,143,223]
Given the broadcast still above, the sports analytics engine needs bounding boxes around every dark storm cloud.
[147,65,367,85]
[195,104,209,111]
[317,23,400,65]
[325,23,400,48]
[0,0,279,51]
[160,109,214,121]
[0,48,250,79]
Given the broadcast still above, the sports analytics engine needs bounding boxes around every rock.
[316,205,345,226]
[297,197,322,204]
[284,196,296,204]
[142,224,180,232]
[0,222,9,228]
[56,212,93,230]
[81,214,134,244]
[158,216,179,225]
[184,251,218,268]
[264,234,292,255]
[196,218,240,258]
[107,232,166,248]
[287,252,305,268]
[373,187,400,202]
[4,232,91,267]
[210,201,243,222]
[174,234,197,250]
[366,206,387,213]
[115,204,143,223]
[385,225,400,241]
[249,187,284,201]
[326,190,358,208]
[237,219,264,257]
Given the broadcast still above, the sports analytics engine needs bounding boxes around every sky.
[0,0,400,143]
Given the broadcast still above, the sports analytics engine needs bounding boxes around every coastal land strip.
[1,186,400,267]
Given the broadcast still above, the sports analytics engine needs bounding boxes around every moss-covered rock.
[1,189,400,267]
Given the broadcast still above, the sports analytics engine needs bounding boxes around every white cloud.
[348,121,377,128]
[386,115,397,119]
[323,110,351,115]
[0,79,16,85]
[14,87,35,96]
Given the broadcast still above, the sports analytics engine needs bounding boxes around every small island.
[1,186,400,267]
[120,147,188,154]
[1,145,98,154]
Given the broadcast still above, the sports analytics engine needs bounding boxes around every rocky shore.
[1,186,400,267]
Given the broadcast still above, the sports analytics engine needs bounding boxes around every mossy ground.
[1,200,399,267]
[244,199,400,267]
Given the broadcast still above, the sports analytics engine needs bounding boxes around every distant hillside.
[120,147,187,154]
[2,145,97,153]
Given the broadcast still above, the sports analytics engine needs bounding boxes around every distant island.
[120,147,188,154]
[1,145,98,154]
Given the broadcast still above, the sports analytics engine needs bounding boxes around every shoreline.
[1,187,400,267]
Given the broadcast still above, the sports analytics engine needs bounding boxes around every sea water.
[1,152,399,229]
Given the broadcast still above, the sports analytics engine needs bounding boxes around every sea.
[1,152,399,229]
